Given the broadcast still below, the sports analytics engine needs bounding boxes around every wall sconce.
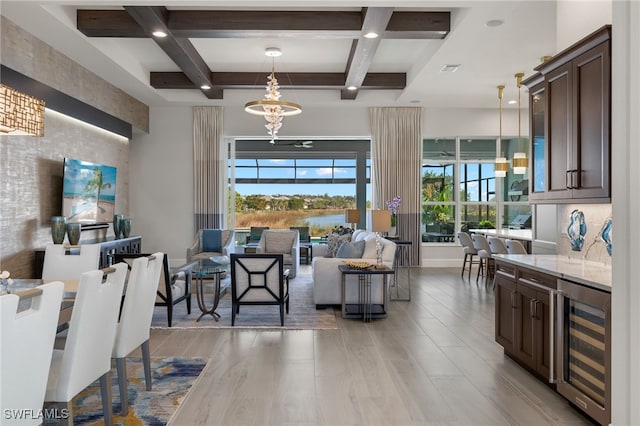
[0,84,45,136]
[344,209,360,230]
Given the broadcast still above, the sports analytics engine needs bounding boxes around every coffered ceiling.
[0,1,557,110]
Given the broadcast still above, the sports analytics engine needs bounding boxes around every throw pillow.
[325,233,351,258]
[336,240,366,258]
[202,229,222,252]
[361,235,379,259]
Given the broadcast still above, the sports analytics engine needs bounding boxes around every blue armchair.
[187,229,235,263]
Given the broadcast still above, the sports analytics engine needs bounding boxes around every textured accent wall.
[0,17,146,277]
[1,16,149,133]
[0,112,129,278]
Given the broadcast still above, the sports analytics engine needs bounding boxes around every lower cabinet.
[494,261,557,382]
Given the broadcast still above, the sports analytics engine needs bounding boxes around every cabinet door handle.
[566,170,572,189]
[511,290,517,308]
[530,299,536,318]
[572,169,579,189]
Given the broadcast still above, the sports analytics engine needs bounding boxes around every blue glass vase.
[51,216,66,244]
[113,214,123,238]
[121,218,132,238]
[66,223,82,245]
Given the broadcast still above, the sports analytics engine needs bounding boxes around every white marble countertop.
[468,228,532,241]
[493,254,612,292]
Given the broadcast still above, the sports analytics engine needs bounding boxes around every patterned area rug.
[151,269,338,329]
[65,357,207,426]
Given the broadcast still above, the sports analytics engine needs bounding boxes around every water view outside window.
[231,155,370,241]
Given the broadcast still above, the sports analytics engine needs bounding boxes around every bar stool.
[457,231,479,280]
[505,239,528,254]
[471,234,494,285]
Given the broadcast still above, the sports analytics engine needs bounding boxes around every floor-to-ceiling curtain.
[370,107,423,266]
[193,106,225,233]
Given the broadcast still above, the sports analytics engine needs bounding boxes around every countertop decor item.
[567,209,587,251]
[51,216,66,244]
[113,214,123,238]
[66,223,82,245]
[600,217,612,256]
[121,218,132,238]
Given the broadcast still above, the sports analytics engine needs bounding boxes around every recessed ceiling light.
[485,19,504,28]
[264,47,282,57]
[200,85,211,90]
[152,30,167,38]
[347,85,358,91]
[410,100,421,104]
[363,32,379,39]
[508,99,517,105]
[440,64,460,73]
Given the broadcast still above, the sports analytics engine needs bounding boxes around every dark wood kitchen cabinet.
[494,261,557,382]
[523,25,611,203]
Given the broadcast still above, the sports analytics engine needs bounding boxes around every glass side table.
[190,256,229,322]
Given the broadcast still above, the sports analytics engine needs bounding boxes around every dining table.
[6,279,79,329]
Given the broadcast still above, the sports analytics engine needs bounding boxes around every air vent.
[440,64,460,73]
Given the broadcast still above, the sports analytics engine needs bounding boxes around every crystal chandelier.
[244,48,301,143]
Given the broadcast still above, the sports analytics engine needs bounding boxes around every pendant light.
[494,84,508,178]
[512,72,528,175]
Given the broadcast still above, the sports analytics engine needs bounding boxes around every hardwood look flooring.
[149,266,593,426]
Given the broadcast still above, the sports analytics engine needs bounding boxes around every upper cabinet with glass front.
[522,25,611,203]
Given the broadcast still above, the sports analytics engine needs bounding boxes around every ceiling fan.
[270,140,313,148]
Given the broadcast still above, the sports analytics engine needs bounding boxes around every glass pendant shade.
[494,157,509,177]
[512,152,528,174]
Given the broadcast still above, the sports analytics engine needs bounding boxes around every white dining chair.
[505,239,528,254]
[487,236,509,255]
[1,281,64,426]
[111,252,164,416]
[44,263,127,426]
[41,244,101,281]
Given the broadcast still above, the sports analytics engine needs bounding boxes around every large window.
[229,139,370,241]
[422,137,530,244]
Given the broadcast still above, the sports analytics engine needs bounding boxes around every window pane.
[460,163,496,202]
[422,164,454,201]
[295,159,333,167]
[460,204,496,231]
[257,159,294,167]
[460,138,496,160]
[503,205,532,229]
[423,138,456,160]
[421,205,455,242]
[503,173,529,202]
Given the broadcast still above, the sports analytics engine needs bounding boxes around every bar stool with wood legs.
[457,231,479,280]
[471,234,494,285]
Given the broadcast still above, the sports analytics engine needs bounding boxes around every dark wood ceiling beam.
[384,11,450,39]
[123,6,221,99]
[77,10,145,37]
[150,72,405,90]
[77,9,450,39]
[170,10,363,38]
[342,7,394,100]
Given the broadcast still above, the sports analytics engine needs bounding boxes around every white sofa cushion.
[312,231,396,306]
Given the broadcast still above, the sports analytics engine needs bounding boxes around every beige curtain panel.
[370,107,423,266]
[193,106,225,233]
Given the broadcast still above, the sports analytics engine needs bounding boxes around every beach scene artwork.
[62,158,117,224]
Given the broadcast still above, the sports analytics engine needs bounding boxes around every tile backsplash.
[557,204,612,265]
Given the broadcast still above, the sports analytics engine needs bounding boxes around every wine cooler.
[556,279,611,425]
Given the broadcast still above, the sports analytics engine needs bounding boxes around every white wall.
[556,1,612,51]
[129,106,193,262]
